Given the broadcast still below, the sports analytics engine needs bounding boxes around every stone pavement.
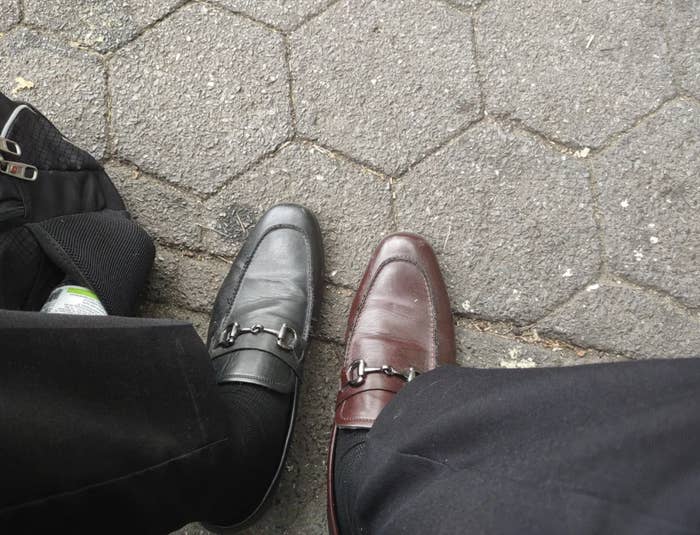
[1,0,698,532]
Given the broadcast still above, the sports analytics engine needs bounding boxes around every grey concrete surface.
[213,0,334,31]
[109,2,291,194]
[478,0,676,148]
[0,0,20,31]
[665,0,700,100]
[291,0,481,175]
[24,0,183,52]
[1,0,698,533]
[0,28,106,158]
[396,120,600,324]
[536,280,700,360]
[593,99,700,308]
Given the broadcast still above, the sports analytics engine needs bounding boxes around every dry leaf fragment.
[12,77,35,96]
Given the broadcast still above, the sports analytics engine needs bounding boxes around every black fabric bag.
[0,91,153,314]
[0,93,232,533]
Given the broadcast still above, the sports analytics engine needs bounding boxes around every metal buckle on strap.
[0,137,21,156]
[0,156,38,181]
[346,359,420,387]
[219,322,298,351]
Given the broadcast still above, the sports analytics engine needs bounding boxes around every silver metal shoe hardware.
[0,157,39,181]
[0,138,38,181]
[346,359,420,387]
[219,322,298,351]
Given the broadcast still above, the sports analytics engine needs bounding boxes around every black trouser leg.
[333,429,370,534]
[0,310,285,534]
[336,359,700,535]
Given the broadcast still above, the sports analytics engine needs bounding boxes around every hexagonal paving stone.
[395,120,600,324]
[214,0,334,31]
[477,0,675,148]
[593,99,700,308]
[536,280,700,360]
[203,142,394,287]
[23,0,182,52]
[0,28,107,159]
[665,0,700,99]
[0,0,20,31]
[110,3,291,194]
[291,0,481,175]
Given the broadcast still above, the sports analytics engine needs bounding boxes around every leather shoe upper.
[334,232,456,428]
[207,203,324,394]
[327,233,456,535]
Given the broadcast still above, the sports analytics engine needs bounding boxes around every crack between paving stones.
[602,274,700,318]
[21,0,195,57]
[201,136,295,198]
[102,56,115,160]
[582,159,609,275]
[18,0,190,55]
[469,14,487,119]
[104,0,193,55]
[151,234,238,262]
[658,3,681,93]
[388,175,399,232]
[488,113,585,154]
[287,0,344,33]
[530,274,700,349]
[12,22,105,57]
[201,0,282,34]
[1,22,20,34]
[396,115,485,179]
[157,242,234,264]
[294,137,395,184]
[593,94,681,155]
[207,0,343,34]
[324,279,357,292]
[682,93,700,106]
[282,34,297,133]
[454,316,629,362]
[106,156,213,201]
[518,275,602,331]
[489,96,678,157]
[310,334,345,349]
[434,0,476,16]
[17,0,25,23]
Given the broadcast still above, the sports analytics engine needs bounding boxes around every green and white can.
[41,285,107,316]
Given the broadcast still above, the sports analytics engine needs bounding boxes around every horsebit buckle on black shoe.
[346,359,420,387]
[219,322,298,351]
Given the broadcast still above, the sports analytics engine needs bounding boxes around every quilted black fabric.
[28,210,154,315]
[0,92,154,315]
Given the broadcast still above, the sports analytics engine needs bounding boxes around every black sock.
[334,428,371,535]
[210,382,293,524]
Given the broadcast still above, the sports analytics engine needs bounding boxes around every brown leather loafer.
[326,233,456,534]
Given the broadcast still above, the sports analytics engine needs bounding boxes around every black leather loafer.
[204,203,324,531]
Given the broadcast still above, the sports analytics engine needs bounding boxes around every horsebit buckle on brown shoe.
[219,322,298,351]
[345,359,420,387]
